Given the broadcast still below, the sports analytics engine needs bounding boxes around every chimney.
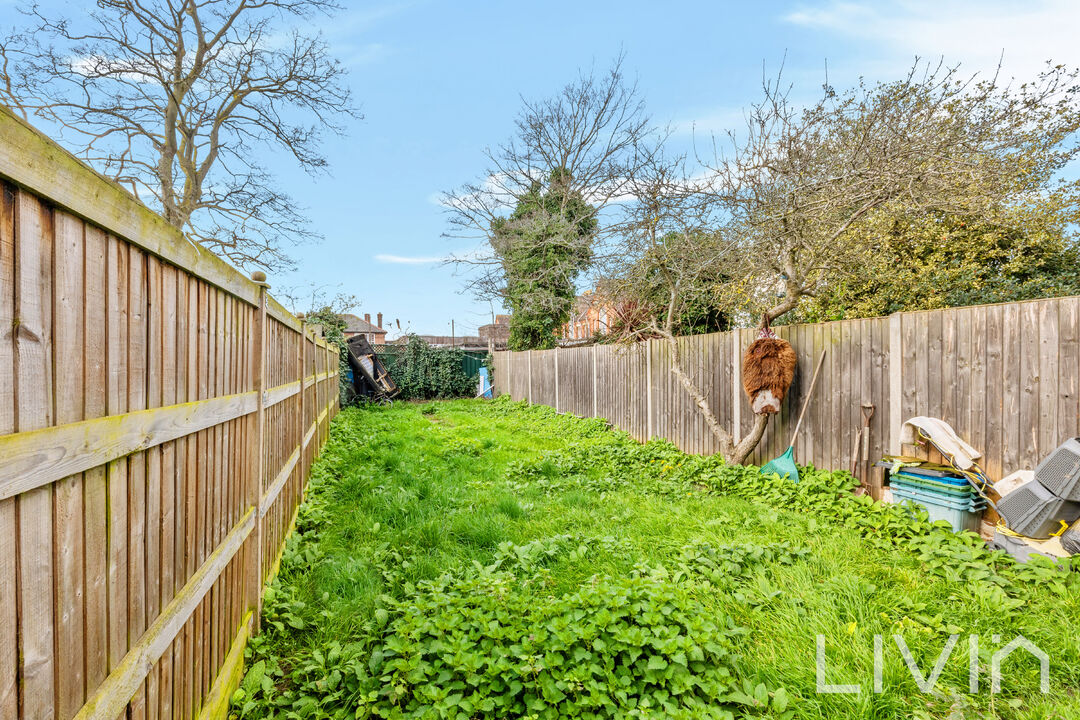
[377,312,383,328]
[364,313,371,323]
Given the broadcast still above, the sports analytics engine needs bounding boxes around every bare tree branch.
[1,0,360,270]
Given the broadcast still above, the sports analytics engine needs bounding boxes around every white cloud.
[375,253,446,264]
[782,1,1080,80]
[321,3,412,67]
[427,191,451,208]
[336,4,414,33]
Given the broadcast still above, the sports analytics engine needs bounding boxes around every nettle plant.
[367,568,748,719]
[235,514,797,719]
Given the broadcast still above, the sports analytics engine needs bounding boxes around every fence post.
[247,279,268,631]
[300,321,307,485]
[528,350,533,404]
[592,345,598,418]
[889,312,903,454]
[321,341,330,445]
[646,341,653,440]
[732,330,742,443]
[554,348,560,413]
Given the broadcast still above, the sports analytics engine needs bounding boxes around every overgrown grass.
[235,398,1080,720]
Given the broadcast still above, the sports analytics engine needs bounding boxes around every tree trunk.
[729,413,770,465]
[664,328,775,465]
[664,332,773,463]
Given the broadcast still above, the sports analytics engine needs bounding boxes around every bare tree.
[608,59,1080,464]
[1,0,359,270]
[599,150,768,460]
[275,283,358,319]
[445,55,659,347]
[703,60,1080,325]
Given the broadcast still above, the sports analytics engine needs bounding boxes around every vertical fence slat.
[128,244,149,720]
[106,232,130,699]
[1019,301,1041,467]
[1059,299,1080,448]
[84,225,109,700]
[16,190,56,719]
[54,209,87,718]
[984,305,1004,482]
[869,318,885,497]
[250,285,267,630]
[180,274,197,720]
[158,262,177,720]
[1038,301,1060,465]
[145,255,163,720]
[0,184,15,720]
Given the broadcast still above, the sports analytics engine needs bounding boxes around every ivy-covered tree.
[491,168,597,350]
[445,56,653,350]
[797,207,1080,321]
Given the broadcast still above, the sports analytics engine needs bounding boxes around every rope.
[913,429,997,506]
[995,519,1070,542]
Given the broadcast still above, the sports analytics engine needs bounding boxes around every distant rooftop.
[341,313,384,334]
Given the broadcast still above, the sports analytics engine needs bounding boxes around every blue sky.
[24,0,1080,337]
[275,0,1080,339]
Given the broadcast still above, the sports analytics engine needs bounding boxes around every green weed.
[233,398,1080,720]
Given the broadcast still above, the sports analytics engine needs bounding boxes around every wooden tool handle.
[789,350,826,448]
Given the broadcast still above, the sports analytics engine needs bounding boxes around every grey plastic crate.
[1034,438,1080,501]
[990,530,1060,564]
[1063,521,1080,555]
[997,479,1080,539]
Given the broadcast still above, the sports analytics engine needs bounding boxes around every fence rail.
[0,106,339,720]
[493,297,1080,493]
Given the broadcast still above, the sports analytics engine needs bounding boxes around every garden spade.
[760,350,826,483]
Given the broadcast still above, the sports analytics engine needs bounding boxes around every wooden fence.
[493,297,1080,492]
[0,107,339,719]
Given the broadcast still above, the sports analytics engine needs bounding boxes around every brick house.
[342,313,387,343]
[562,291,612,341]
[478,314,511,349]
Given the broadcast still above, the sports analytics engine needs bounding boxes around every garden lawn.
[235,398,1080,720]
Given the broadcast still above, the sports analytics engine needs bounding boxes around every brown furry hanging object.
[742,315,797,415]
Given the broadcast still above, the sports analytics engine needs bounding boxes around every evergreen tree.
[797,208,1080,321]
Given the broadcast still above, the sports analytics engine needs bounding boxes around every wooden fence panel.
[531,349,555,408]
[0,108,339,720]
[627,342,648,442]
[554,346,587,417]
[494,298,1080,490]
[492,352,509,398]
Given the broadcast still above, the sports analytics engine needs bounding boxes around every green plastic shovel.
[760,350,826,483]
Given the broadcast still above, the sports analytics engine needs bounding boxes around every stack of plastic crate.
[889,466,987,533]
